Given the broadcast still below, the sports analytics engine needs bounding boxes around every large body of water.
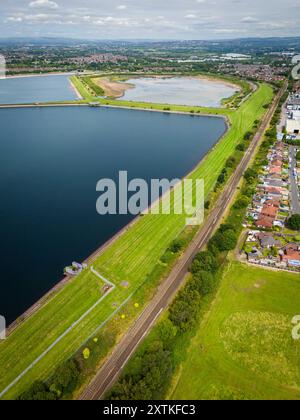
[122,77,238,107]
[0,106,226,323]
[0,74,78,104]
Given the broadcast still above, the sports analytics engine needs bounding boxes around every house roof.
[269,166,281,175]
[265,199,280,208]
[282,252,300,262]
[261,206,278,218]
[255,215,274,229]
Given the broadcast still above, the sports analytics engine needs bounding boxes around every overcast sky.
[1,0,300,40]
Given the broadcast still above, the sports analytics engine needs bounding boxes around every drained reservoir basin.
[120,77,238,107]
[0,106,226,323]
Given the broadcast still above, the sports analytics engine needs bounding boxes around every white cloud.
[29,0,59,9]
[116,5,127,10]
[241,16,259,23]
[185,14,197,19]
[6,16,23,22]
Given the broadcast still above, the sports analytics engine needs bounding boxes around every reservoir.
[0,106,226,323]
[0,74,78,104]
[121,77,238,107]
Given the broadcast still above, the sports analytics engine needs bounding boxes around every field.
[0,82,273,399]
[171,262,300,400]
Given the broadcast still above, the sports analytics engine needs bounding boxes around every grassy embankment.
[0,81,273,399]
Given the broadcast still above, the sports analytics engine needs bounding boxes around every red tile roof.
[255,215,274,229]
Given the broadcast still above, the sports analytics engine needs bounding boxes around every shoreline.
[5,71,76,79]
[5,104,229,335]
[86,73,241,103]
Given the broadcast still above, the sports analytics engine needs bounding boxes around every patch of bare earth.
[94,77,134,99]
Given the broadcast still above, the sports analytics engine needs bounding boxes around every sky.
[0,0,300,40]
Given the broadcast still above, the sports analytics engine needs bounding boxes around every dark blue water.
[0,75,78,104]
[0,106,226,323]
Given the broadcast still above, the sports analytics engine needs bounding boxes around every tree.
[226,156,236,168]
[191,251,218,274]
[192,270,216,296]
[169,289,201,332]
[51,360,80,392]
[296,151,300,161]
[169,238,185,253]
[286,214,300,231]
[236,143,246,152]
[18,381,57,401]
[109,344,173,400]
[217,172,226,185]
[244,168,257,183]
[244,131,253,141]
[210,229,237,252]
[233,196,249,210]
[157,319,177,347]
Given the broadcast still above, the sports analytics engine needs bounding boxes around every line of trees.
[18,360,80,400]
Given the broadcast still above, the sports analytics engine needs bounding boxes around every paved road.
[79,84,286,401]
[289,146,300,215]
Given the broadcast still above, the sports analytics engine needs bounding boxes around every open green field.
[172,262,300,400]
[0,82,273,399]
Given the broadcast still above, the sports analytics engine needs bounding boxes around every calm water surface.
[122,77,238,107]
[0,106,226,323]
[0,74,78,104]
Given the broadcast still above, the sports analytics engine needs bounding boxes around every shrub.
[83,348,91,360]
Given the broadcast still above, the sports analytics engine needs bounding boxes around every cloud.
[241,16,259,23]
[185,14,197,19]
[116,5,127,10]
[6,16,23,23]
[29,0,59,9]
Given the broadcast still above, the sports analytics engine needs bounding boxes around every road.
[79,84,286,401]
[289,146,300,215]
